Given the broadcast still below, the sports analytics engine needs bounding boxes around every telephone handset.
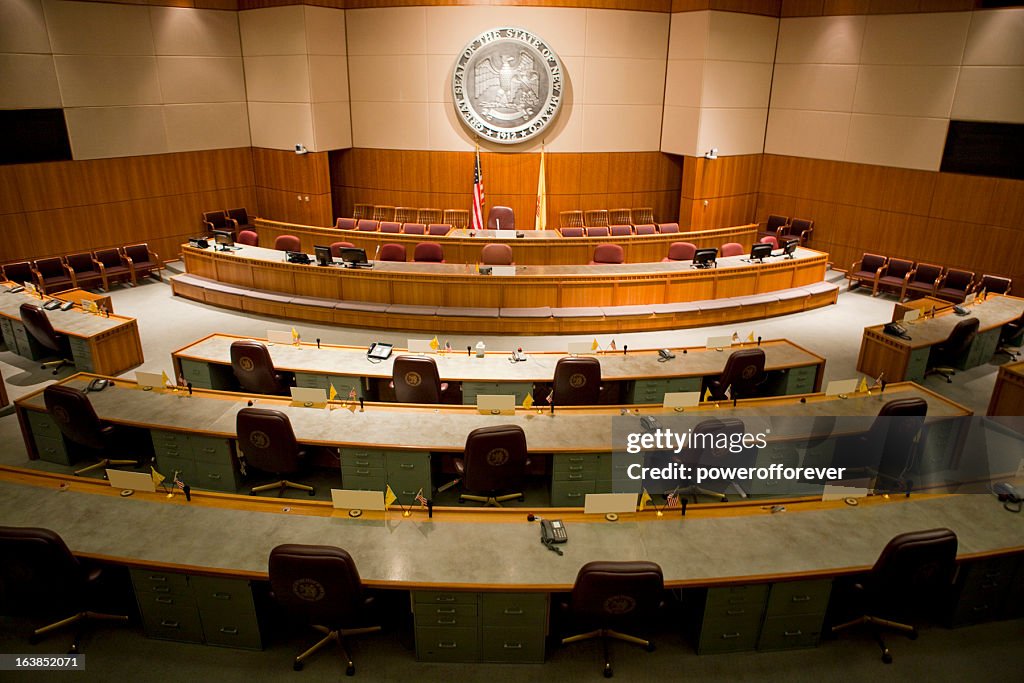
[994,482,1022,513]
[540,519,567,554]
[883,322,911,340]
[511,348,526,362]
[658,349,676,361]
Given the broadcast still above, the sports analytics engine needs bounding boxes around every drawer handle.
[156,597,173,604]
[726,608,746,616]
[212,593,231,600]
[435,596,456,603]
[980,581,998,589]
[437,642,458,649]
[783,630,803,637]
[721,633,741,639]
[567,457,584,462]
[399,463,415,469]
[503,608,524,615]
[567,493,582,499]
[568,474,584,480]
[153,586,170,593]
[972,605,989,612]
[568,465,584,472]
[436,608,456,614]
[354,460,370,466]
[437,618,456,625]
[356,469,370,475]
[160,620,180,629]
[201,447,216,453]
[983,572,1002,579]
[207,473,221,480]
[219,627,239,635]
[790,595,812,603]
[148,576,168,582]
[503,643,523,650]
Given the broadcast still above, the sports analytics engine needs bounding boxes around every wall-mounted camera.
[294,144,308,155]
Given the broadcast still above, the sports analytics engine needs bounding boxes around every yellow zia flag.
[329,384,338,401]
[291,327,299,342]
[535,144,547,230]
[638,488,652,511]
[151,466,165,487]
[857,376,869,393]
[429,336,439,351]
[747,331,755,342]
[161,370,170,387]
[591,338,600,351]
[522,393,534,410]
[384,485,398,508]
[702,387,712,402]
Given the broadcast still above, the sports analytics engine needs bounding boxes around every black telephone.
[43,299,62,310]
[953,304,970,316]
[658,348,675,361]
[994,482,1022,512]
[7,285,25,293]
[883,322,911,340]
[640,415,661,432]
[286,251,312,265]
[366,342,393,360]
[540,519,567,554]
[86,378,110,393]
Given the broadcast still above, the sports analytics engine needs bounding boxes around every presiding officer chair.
[230,340,293,396]
[831,528,957,663]
[561,561,664,678]
[454,425,528,506]
[0,526,129,653]
[20,303,73,374]
[236,407,315,496]
[391,355,449,404]
[925,317,979,383]
[269,544,380,676]
[707,348,766,401]
[43,384,139,477]
[552,357,601,406]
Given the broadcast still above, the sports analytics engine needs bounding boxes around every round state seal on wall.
[452,27,563,144]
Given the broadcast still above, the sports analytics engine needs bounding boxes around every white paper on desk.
[706,335,733,350]
[476,394,516,415]
[902,309,920,323]
[135,371,165,389]
[407,339,434,353]
[106,469,156,493]
[290,386,327,408]
[584,492,639,515]
[825,379,859,396]
[331,489,386,511]
[567,341,592,355]
[490,265,516,276]
[822,483,869,502]
[267,330,292,344]
[964,292,976,305]
[664,392,700,409]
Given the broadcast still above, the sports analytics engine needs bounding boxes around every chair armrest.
[903,268,915,284]
[225,217,239,230]
[202,220,215,232]
[149,249,161,263]
[849,260,861,274]
[800,226,813,241]
[874,264,886,279]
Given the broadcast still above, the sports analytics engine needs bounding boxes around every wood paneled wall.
[757,154,1024,288]
[780,0,978,16]
[680,154,762,229]
[329,149,683,227]
[672,0,781,14]
[76,0,240,8]
[252,148,333,228]
[241,1,671,9]
[0,148,257,266]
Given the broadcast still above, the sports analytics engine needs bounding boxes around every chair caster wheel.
[293,661,303,671]
[518,495,525,502]
[604,665,613,678]
[346,665,355,676]
[308,489,316,496]
[646,642,656,652]
[908,630,918,641]
[882,652,893,664]
[28,634,40,645]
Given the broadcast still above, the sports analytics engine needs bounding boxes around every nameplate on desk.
[290,386,327,408]
[964,292,976,305]
[476,394,516,415]
[825,379,859,396]
[584,492,639,515]
[664,392,700,409]
[106,469,156,493]
[490,265,516,276]
[822,483,869,502]
[706,335,733,350]
[267,330,293,344]
[567,341,592,355]
[135,371,165,390]
[331,489,386,511]
[902,309,920,323]
[407,339,434,353]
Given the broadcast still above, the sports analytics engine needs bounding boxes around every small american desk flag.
[472,145,485,231]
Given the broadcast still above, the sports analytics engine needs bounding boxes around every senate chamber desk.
[171,334,826,404]
[988,360,1024,416]
[174,242,834,334]
[252,218,759,266]
[0,284,144,376]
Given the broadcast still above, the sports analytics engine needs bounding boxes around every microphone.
[757,336,762,346]
[359,397,364,412]
[186,382,193,396]
[623,344,628,355]
[316,337,321,349]
[183,484,191,502]
[467,346,472,357]
[373,243,381,261]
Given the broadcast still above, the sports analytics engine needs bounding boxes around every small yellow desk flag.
[857,376,868,393]
[160,370,170,386]
[151,466,165,487]
[747,331,755,342]
[329,384,338,401]
[639,488,652,511]
[291,327,299,342]
[384,485,397,508]
[591,338,599,351]
[522,393,534,410]
[430,336,439,350]
[702,387,712,402]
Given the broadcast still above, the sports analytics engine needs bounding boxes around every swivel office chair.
[836,398,928,494]
[670,418,749,502]
[996,312,1023,359]
[454,425,528,506]
[269,544,380,675]
[0,525,129,653]
[20,303,73,374]
[487,205,515,230]
[831,528,957,663]
[378,243,407,262]
[274,235,301,252]
[230,340,292,396]
[43,384,139,476]
[237,230,259,246]
[925,317,979,383]
[552,357,601,406]
[329,241,355,258]
[561,561,664,677]
[236,407,315,496]
[662,242,697,262]
[590,244,624,265]
[391,355,446,404]
[719,242,744,258]
[412,242,445,263]
[707,348,766,402]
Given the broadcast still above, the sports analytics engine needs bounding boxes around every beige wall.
[0,0,251,160]
[765,9,1024,171]
[345,5,668,153]
[662,11,778,158]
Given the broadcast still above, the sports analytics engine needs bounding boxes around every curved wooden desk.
[254,218,759,266]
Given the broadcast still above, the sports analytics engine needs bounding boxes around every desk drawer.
[705,585,769,616]
[155,455,196,485]
[757,614,824,651]
[68,337,93,372]
[698,617,760,654]
[782,365,816,395]
[191,436,233,465]
[179,359,215,388]
[341,448,386,467]
[131,569,191,596]
[0,318,14,349]
[137,592,196,612]
[199,611,262,650]
[140,604,204,643]
[481,593,547,629]
[416,626,478,662]
[905,347,929,383]
[414,591,477,606]
[414,606,477,628]
[550,480,595,507]
[151,429,188,452]
[552,453,601,477]
[34,434,72,465]
[481,626,545,663]
[191,577,256,616]
[462,381,532,405]
[193,460,240,493]
[765,580,831,618]
[27,410,61,439]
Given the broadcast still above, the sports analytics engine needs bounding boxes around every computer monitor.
[692,248,718,269]
[213,230,233,251]
[750,242,773,262]
[314,245,332,267]
[782,239,799,259]
[339,247,369,267]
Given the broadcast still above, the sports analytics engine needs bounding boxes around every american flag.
[415,488,428,508]
[172,471,185,490]
[471,146,485,231]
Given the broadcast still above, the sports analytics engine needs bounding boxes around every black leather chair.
[268,544,380,675]
[230,340,292,396]
[92,248,133,290]
[707,348,766,401]
[122,243,162,284]
[831,528,957,663]
[0,526,129,652]
[236,407,314,496]
[64,252,104,291]
[996,312,1023,359]
[391,355,446,404]
[202,210,233,235]
[561,561,664,677]
[553,357,601,406]
[668,417,750,502]
[32,256,73,294]
[454,425,528,506]
[43,384,138,476]
[226,207,252,231]
[925,317,979,382]
[20,303,73,374]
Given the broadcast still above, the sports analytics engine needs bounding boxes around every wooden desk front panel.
[988,361,1024,416]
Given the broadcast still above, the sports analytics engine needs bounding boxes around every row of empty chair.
[202,208,252,234]
[1,244,163,294]
[336,218,454,236]
[847,254,1012,302]
[559,208,654,228]
[559,222,680,237]
[352,204,472,228]
[759,214,815,244]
